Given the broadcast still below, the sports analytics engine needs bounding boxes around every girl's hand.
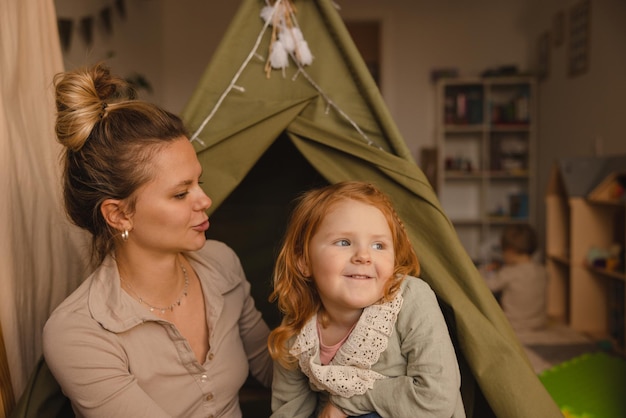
[318,402,348,418]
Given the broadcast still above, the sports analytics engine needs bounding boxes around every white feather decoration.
[261,0,313,75]
[269,40,289,69]
[296,40,313,65]
[279,28,296,52]
[291,27,304,42]
[260,5,275,23]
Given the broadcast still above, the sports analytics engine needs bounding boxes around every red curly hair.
[267,181,420,368]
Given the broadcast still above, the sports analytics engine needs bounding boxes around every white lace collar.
[289,289,404,398]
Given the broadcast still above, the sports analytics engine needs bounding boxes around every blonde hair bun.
[54,62,135,151]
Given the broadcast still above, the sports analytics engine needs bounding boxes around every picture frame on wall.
[537,31,550,81]
[568,0,591,77]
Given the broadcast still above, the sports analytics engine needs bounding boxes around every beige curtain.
[0,0,89,399]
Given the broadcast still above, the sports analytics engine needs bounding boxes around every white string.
[189,0,283,144]
[287,50,381,149]
[190,0,382,151]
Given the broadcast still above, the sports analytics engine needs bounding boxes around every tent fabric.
[182,0,561,416]
[6,357,72,418]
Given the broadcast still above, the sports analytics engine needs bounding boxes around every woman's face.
[127,137,212,255]
[305,199,395,315]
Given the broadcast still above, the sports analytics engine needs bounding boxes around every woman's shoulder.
[45,280,91,325]
[43,276,107,357]
[44,257,120,330]
[46,263,106,322]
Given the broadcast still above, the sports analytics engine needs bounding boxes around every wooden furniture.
[435,76,536,264]
[546,156,626,352]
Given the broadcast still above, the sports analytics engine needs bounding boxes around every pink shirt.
[317,321,357,365]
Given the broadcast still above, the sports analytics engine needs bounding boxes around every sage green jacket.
[272,277,465,417]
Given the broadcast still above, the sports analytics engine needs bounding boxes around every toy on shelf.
[587,243,623,273]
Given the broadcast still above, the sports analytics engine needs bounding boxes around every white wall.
[338,0,532,159]
[159,0,240,113]
[55,0,164,102]
[157,0,533,160]
[54,0,626,249]
[55,0,532,155]
[526,0,626,250]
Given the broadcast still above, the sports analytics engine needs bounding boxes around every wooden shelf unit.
[436,76,536,264]
[546,163,626,351]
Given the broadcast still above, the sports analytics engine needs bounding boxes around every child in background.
[484,223,548,332]
[268,181,465,418]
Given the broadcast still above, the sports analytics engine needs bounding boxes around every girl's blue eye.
[174,191,188,200]
[336,239,350,247]
[372,242,387,250]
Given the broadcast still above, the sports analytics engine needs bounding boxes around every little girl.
[268,181,465,418]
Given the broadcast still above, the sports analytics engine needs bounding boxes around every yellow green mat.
[539,352,626,418]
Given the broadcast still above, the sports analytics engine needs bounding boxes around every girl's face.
[305,199,395,315]
[127,137,212,255]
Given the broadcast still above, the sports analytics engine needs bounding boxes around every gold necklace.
[121,261,189,315]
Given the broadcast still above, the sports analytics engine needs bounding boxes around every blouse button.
[206,393,214,401]
[208,352,215,361]
[200,374,208,383]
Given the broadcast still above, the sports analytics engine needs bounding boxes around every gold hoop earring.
[121,229,129,242]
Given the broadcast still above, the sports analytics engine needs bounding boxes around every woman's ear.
[100,199,131,232]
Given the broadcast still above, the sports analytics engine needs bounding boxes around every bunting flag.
[100,7,113,35]
[78,16,94,48]
[115,0,127,19]
[56,0,126,52]
[57,18,73,51]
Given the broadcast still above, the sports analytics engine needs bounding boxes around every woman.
[43,63,272,417]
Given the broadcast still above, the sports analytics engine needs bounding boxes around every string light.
[189,0,382,150]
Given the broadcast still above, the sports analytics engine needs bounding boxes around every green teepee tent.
[181,0,561,417]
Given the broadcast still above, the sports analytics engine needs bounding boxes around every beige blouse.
[43,240,272,418]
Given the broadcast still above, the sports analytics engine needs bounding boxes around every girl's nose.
[352,247,372,264]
